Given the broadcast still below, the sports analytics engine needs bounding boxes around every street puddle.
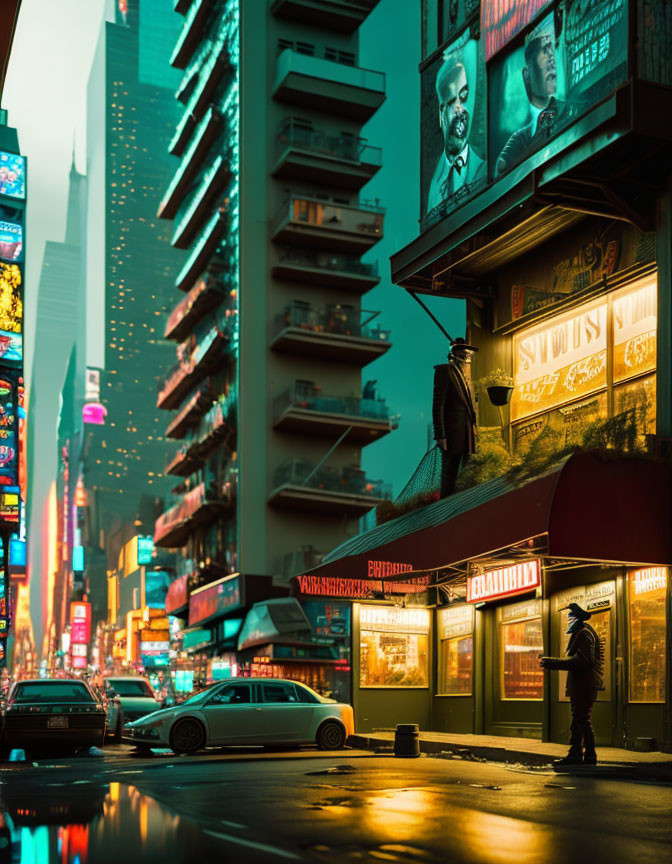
[0,783,210,863]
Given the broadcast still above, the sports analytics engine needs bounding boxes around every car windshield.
[13,682,94,704]
[109,680,154,698]
[181,685,218,705]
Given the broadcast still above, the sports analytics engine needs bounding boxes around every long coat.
[543,622,604,698]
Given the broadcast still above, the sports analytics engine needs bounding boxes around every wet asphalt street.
[0,745,671,863]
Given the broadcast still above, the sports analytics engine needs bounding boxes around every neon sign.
[632,567,667,595]
[295,573,431,599]
[467,560,541,603]
[367,560,413,578]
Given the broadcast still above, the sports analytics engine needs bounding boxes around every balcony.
[272,250,379,293]
[272,120,381,191]
[165,385,215,439]
[175,206,229,292]
[154,476,236,549]
[271,0,380,33]
[165,262,233,341]
[172,157,232,249]
[271,301,391,366]
[171,0,213,70]
[159,107,222,219]
[268,460,391,515]
[157,314,236,410]
[273,381,395,444]
[273,49,385,121]
[272,195,384,255]
[165,391,236,477]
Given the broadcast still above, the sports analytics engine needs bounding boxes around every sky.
[3,0,104,389]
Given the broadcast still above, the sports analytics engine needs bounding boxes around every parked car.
[122,677,354,754]
[2,678,106,753]
[104,676,162,741]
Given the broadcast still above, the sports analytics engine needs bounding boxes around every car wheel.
[316,720,346,751]
[170,718,206,755]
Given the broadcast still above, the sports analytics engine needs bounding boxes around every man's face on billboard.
[526,34,556,105]
[437,62,470,158]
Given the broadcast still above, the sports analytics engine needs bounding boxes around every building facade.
[298,0,672,751]
[154,0,394,689]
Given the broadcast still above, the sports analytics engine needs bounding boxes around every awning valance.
[300,451,672,586]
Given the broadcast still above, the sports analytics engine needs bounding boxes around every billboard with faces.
[489,3,628,179]
[421,26,486,227]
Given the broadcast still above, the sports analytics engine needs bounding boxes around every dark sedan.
[3,679,107,753]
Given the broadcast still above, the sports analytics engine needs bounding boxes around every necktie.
[440,155,466,199]
[536,98,557,138]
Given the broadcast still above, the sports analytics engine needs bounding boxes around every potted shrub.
[478,369,514,406]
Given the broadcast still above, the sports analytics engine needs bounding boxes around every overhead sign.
[188,575,241,626]
[0,152,26,200]
[0,221,22,262]
[360,605,430,634]
[70,601,91,644]
[612,278,657,383]
[137,535,154,565]
[631,567,667,595]
[367,560,413,578]
[467,560,541,603]
[294,573,432,599]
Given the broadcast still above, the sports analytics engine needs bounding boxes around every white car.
[122,677,354,754]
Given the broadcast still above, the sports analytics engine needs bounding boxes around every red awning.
[305,451,672,583]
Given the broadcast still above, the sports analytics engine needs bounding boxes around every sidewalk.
[350,730,672,782]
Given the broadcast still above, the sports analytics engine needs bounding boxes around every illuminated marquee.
[632,567,667,595]
[360,605,430,633]
[467,560,541,603]
[367,560,413,578]
[294,573,431,599]
[613,279,657,383]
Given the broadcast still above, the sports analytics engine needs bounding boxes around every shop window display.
[360,630,428,688]
[628,568,667,703]
[500,617,543,700]
[439,635,473,695]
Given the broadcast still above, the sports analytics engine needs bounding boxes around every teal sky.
[360,0,466,499]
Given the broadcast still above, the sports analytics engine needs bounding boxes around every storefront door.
[549,581,616,747]
[483,598,544,738]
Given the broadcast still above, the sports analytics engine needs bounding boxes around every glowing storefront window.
[612,277,657,383]
[438,604,474,696]
[499,602,543,700]
[359,605,429,688]
[628,568,667,703]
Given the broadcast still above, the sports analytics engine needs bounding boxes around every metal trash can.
[394,723,420,758]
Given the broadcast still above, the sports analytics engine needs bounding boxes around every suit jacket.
[543,622,605,698]
[495,99,571,177]
[426,147,486,215]
[432,362,477,455]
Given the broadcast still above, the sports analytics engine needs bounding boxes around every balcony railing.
[165,262,233,341]
[171,0,213,70]
[276,302,389,341]
[272,194,384,253]
[175,204,231,292]
[165,389,237,476]
[273,119,381,189]
[273,48,385,120]
[272,459,391,502]
[275,382,391,423]
[154,473,237,548]
[172,157,231,249]
[165,384,215,439]
[272,249,379,292]
[157,313,237,409]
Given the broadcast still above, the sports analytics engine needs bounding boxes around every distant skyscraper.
[83,0,184,542]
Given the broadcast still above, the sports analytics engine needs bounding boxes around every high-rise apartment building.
[83,1,185,565]
[156,0,393,677]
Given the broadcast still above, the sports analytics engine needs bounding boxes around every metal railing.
[274,47,385,93]
[274,194,384,237]
[276,249,378,278]
[276,302,390,342]
[165,389,237,472]
[274,459,392,499]
[274,382,391,423]
[275,119,381,166]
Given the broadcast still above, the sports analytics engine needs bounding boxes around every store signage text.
[632,567,667,595]
[467,560,541,604]
[295,573,431,599]
[188,575,241,626]
[360,605,430,634]
[439,604,474,640]
[367,560,413,578]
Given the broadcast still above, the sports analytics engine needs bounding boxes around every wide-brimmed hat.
[559,602,591,621]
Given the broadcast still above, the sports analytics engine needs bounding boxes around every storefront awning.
[304,451,672,584]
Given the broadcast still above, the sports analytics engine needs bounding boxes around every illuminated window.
[359,606,429,688]
[628,568,667,703]
[499,603,543,700]
[437,605,473,695]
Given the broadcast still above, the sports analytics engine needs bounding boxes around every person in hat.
[539,602,604,765]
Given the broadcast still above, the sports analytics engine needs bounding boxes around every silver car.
[122,677,354,754]
[104,676,162,741]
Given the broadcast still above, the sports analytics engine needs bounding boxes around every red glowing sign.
[188,576,241,626]
[294,573,431,599]
[70,601,91,643]
[367,560,413,578]
[165,574,188,614]
[481,0,553,60]
[467,560,541,604]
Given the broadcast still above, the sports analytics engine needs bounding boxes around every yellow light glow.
[359,605,430,633]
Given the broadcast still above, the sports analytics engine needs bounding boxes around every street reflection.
[0,784,196,863]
